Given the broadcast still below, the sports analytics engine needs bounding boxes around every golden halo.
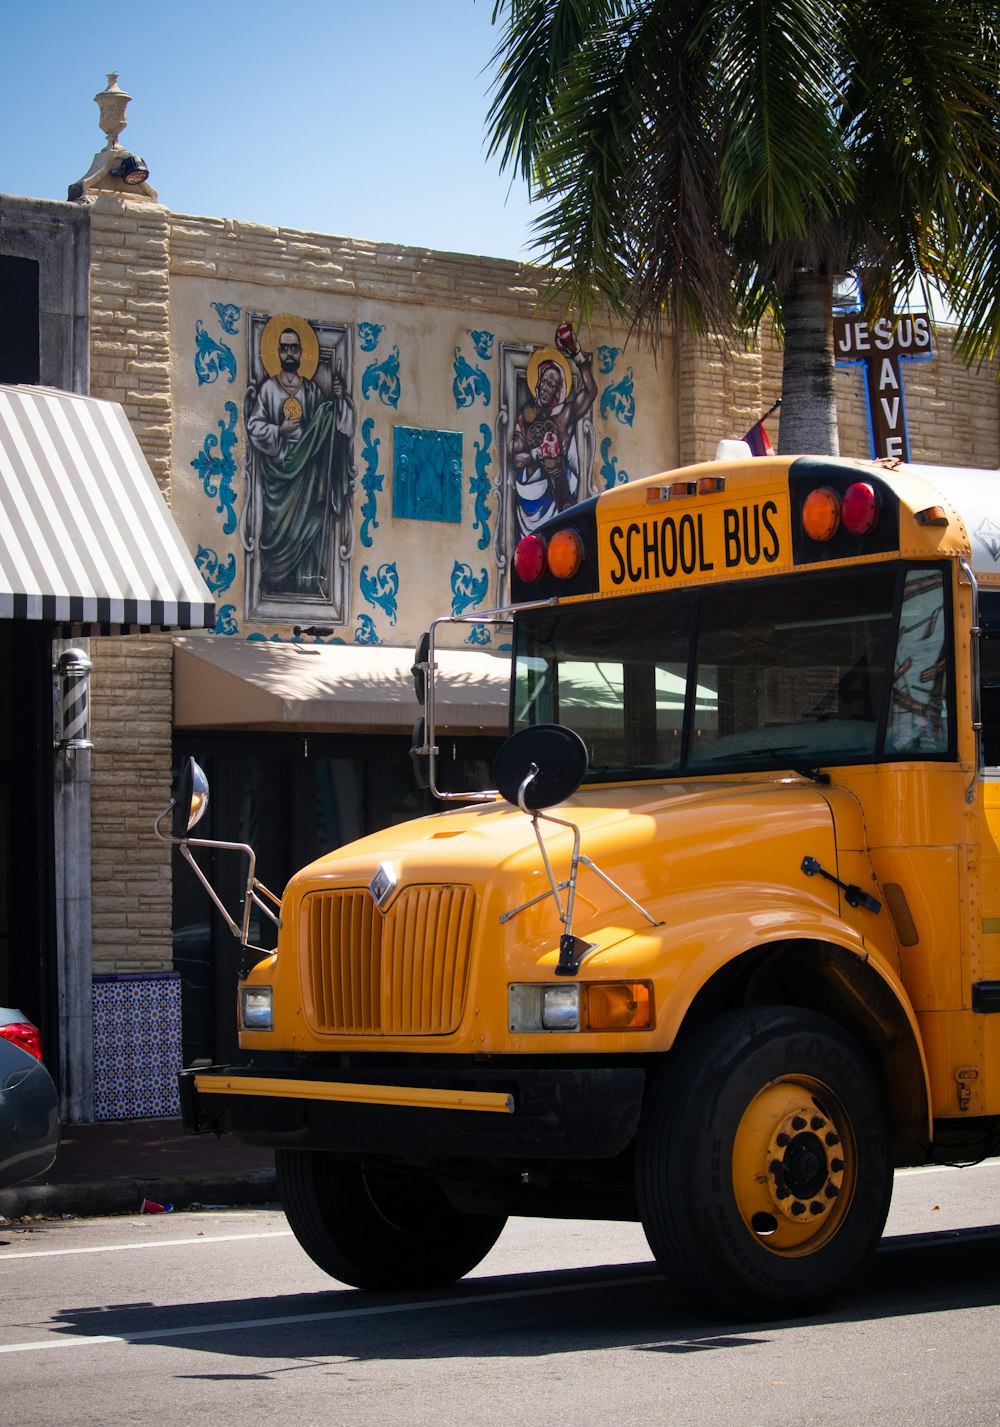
[259,313,320,380]
[526,345,572,401]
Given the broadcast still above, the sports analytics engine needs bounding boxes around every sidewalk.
[0,1118,277,1220]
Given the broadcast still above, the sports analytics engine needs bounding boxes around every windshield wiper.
[785,760,830,785]
[699,745,830,784]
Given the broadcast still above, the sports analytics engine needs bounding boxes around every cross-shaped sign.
[833,308,934,461]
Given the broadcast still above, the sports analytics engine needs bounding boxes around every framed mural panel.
[493,326,597,592]
[240,311,357,625]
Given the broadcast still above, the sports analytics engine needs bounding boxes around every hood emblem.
[368,861,397,911]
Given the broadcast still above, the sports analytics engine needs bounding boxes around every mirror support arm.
[497,766,662,975]
[153,803,281,957]
[412,599,556,803]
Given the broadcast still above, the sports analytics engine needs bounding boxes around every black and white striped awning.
[0,384,215,632]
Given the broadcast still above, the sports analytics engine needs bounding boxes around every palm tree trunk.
[777,270,839,456]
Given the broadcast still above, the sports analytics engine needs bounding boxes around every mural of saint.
[510,322,597,536]
[244,312,356,608]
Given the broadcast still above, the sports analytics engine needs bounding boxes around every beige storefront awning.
[173,635,510,733]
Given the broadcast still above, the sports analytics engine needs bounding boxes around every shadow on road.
[47,1222,1000,1365]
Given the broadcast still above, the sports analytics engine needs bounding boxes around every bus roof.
[904,463,1000,584]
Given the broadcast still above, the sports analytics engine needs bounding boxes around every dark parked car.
[0,1009,59,1189]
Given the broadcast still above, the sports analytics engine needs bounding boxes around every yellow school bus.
[169,450,1000,1319]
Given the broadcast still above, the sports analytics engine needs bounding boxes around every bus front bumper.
[178,1063,645,1160]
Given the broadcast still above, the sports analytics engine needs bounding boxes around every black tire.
[636,1006,892,1320]
[275,1149,507,1290]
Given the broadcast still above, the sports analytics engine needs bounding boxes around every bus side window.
[885,569,949,756]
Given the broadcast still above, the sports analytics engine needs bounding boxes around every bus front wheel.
[276,1149,507,1290]
[636,1006,892,1319]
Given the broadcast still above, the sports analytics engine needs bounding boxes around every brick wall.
[88,636,174,972]
[677,331,768,465]
[87,196,175,973]
[88,197,173,489]
[167,213,559,321]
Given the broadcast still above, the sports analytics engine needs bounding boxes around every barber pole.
[55,648,93,753]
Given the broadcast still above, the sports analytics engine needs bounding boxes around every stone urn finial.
[95,72,131,150]
[68,73,156,203]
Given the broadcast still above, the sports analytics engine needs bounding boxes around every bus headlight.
[240,985,273,1031]
[508,981,653,1032]
[509,983,579,1031]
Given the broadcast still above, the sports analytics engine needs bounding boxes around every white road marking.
[0,1273,656,1356]
[0,1230,293,1260]
[896,1161,1000,1176]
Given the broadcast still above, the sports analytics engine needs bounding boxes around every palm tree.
[486,0,1000,454]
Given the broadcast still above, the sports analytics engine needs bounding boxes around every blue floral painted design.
[211,302,241,336]
[597,345,621,374]
[470,423,493,551]
[214,604,239,635]
[465,623,491,647]
[359,417,383,548]
[451,562,489,616]
[599,436,630,488]
[195,545,237,594]
[600,367,636,426]
[452,348,491,408]
[191,401,239,534]
[355,613,383,645]
[194,320,237,385]
[361,346,401,408]
[358,321,384,352]
[360,562,399,625]
[469,329,494,360]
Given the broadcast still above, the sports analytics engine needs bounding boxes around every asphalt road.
[1,1162,999,1427]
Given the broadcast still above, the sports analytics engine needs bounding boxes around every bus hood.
[283,773,844,959]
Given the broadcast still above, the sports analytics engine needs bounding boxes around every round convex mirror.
[494,724,588,812]
[171,757,209,839]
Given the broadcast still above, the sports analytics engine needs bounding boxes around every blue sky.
[1,0,538,262]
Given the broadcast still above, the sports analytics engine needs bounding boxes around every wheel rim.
[731,1076,856,1256]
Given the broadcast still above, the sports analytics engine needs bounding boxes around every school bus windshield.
[512,562,952,780]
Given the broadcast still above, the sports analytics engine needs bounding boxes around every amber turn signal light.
[585,981,653,1031]
[802,487,842,541]
[547,528,584,579]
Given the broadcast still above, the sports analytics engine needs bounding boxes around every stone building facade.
[3,162,999,1117]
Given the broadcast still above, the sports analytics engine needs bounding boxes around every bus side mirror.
[412,631,430,705]
[171,757,210,840]
[410,717,430,790]
[494,725,588,812]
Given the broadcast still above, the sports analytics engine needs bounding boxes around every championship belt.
[527,417,561,469]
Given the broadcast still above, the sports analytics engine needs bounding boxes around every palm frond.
[485,0,1000,369]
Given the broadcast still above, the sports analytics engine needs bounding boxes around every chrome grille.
[304,885,475,1035]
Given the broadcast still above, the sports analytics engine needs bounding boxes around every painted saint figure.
[511,323,597,536]
[246,316,356,599]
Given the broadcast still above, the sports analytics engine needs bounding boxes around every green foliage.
[487,0,1000,363]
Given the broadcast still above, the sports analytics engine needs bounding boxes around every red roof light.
[842,481,879,535]
[513,534,548,584]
